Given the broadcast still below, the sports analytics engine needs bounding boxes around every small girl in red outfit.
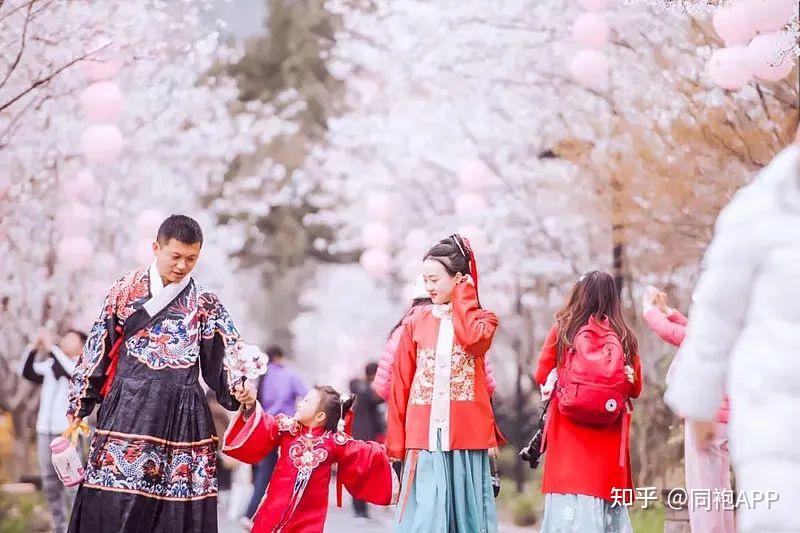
[225,385,398,532]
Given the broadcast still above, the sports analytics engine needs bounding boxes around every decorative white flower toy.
[226,342,269,388]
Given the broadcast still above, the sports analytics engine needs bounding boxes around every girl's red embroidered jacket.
[223,402,394,532]
[387,282,500,459]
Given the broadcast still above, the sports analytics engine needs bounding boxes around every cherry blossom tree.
[295,0,797,490]
[0,0,289,478]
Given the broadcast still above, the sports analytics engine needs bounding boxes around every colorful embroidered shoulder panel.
[68,268,149,415]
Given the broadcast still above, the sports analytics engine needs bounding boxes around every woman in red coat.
[388,234,501,532]
[534,271,641,533]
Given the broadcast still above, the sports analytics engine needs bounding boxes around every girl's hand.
[624,365,635,384]
[689,419,716,450]
[460,274,475,286]
[390,465,401,504]
[488,446,499,462]
[654,292,669,313]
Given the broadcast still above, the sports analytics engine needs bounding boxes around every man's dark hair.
[156,215,203,246]
[65,329,88,345]
[266,345,285,359]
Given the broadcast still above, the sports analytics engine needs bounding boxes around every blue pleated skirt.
[394,430,498,533]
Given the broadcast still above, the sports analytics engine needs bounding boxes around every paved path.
[218,486,534,532]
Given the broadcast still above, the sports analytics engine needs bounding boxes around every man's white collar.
[144,262,191,317]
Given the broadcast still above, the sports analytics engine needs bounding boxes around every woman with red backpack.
[534,271,641,532]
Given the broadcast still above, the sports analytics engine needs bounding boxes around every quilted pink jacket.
[372,304,497,401]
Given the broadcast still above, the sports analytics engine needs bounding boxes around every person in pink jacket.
[643,286,733,533]
[372,276,497,401]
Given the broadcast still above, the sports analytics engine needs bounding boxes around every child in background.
[643,286,733,533]
[224,385,397,532]
[19,328,86,533]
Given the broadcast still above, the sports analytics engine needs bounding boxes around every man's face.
[153,239,202,284]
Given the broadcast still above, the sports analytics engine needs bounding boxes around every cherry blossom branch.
[0,0,34,90]
[0,51,92,113]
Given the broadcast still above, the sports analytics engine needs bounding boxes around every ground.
[217,483,534,532]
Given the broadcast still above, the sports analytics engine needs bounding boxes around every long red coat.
[223,402,393,532]
[534,321,642,501]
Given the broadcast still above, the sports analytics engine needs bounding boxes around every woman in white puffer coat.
[664,139,800,533]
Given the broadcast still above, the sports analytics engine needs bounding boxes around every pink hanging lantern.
[0,175,11,198]
[57,237,94,270]
[55,204,93,238]
[712,3,758,45]
[361,222,392,249]
[60,170,95,203]
[81,125,123,166]
[136,209,163,239]
[572,13,610,50]
[707,46,752,89]
[751,0,795,33]
[404,229,429,254]
[458,160,494,192]
[366,192,393,221]
[81,55,122,82]
[579,0,610,12]
[359,248,392,279]
[94,251,118,275]
[568,49,610,91]
[458,225,488,252]
[747,32,795,82]
[456,193,487,215]
[400,258,421,281]
[135,239,154,265]
[80,81,124,124]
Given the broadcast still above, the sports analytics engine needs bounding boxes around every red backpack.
[545,318,634,467]
[556,321,631,425]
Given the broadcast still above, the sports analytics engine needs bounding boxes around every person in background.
[19,327,86,533]
[241,345,308,527]
[665,134,800,533]
[535,271,641,533]
[643,286,733,533]
[349,361,386,519]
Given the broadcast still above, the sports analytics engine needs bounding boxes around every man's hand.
[66,413,83,427]
[689,419,716,451]
[233,383,257,413]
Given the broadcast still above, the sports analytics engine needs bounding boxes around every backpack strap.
[619,399,633,467]
[540,396,555,454]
